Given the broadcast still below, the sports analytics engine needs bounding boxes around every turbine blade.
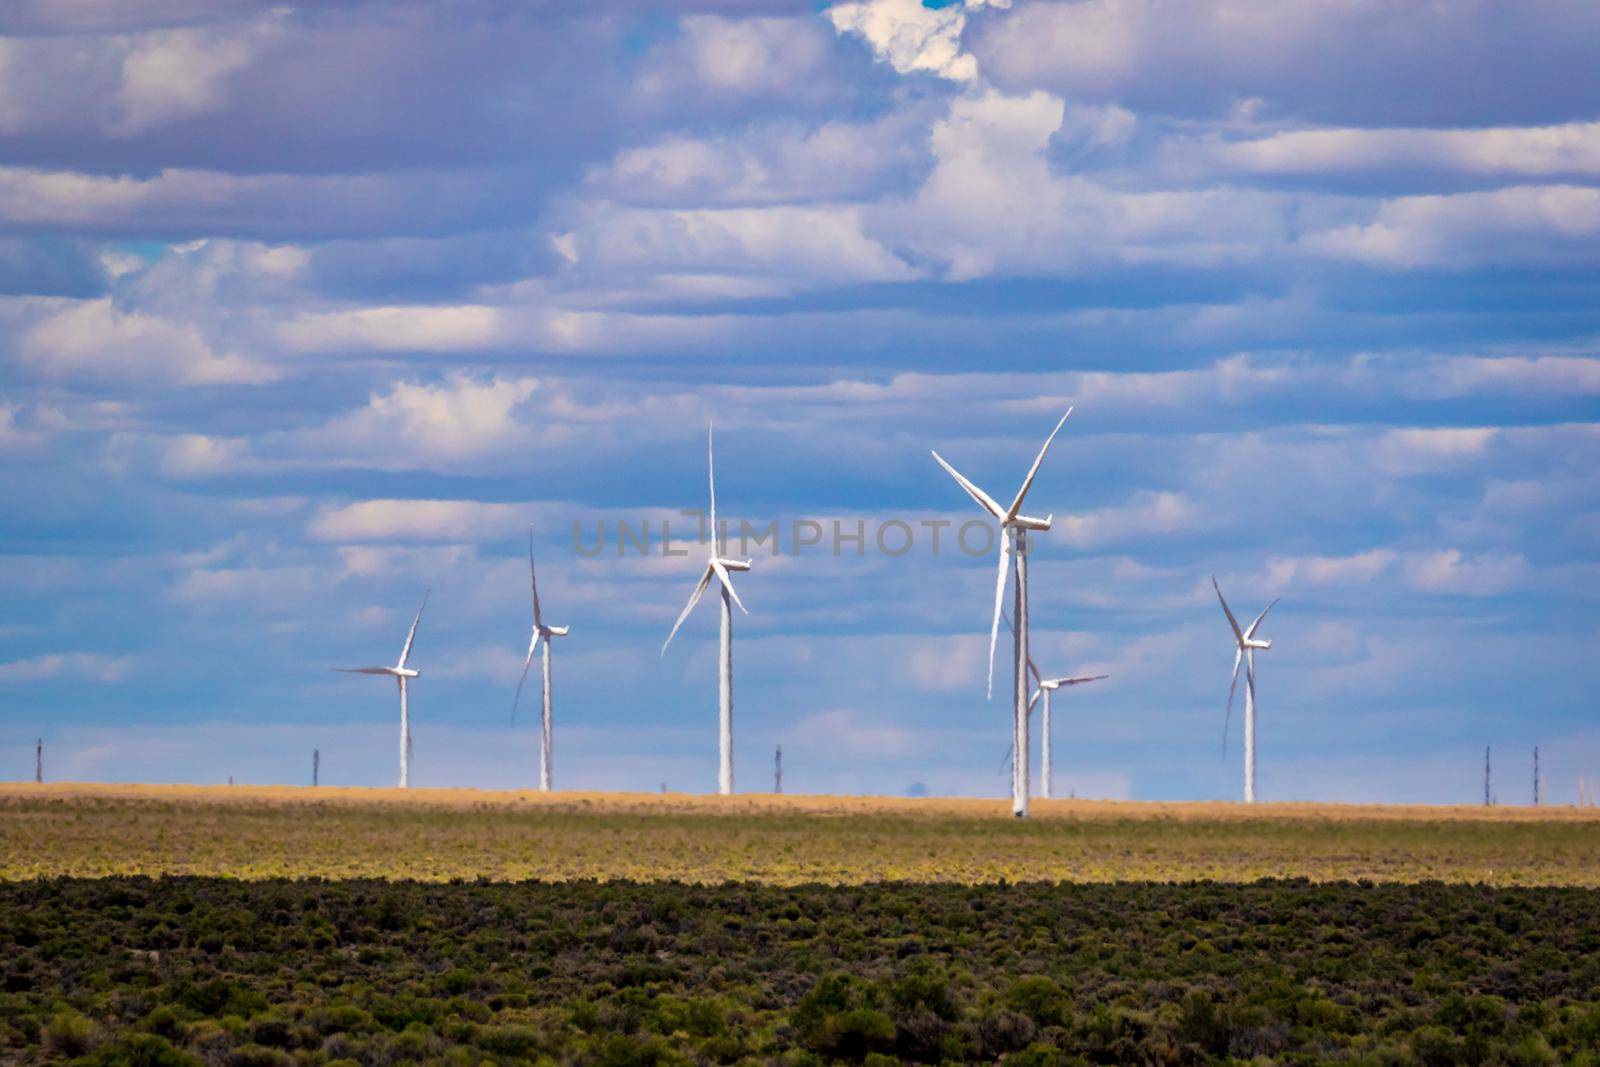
[1245,598,1280,640]
[397,589,429,669]
[998,743,1014,775]
[710,558,748,614]
[986,529,1012,699]
[661,566,714,654]
[1059,674,1109,686]
[511,631,539,725]
[1002,609,1044,685]
[707,421,717,547]
[931,450,1005,520]
[1223,647,1242,753]
[1006,407,1073,521]
[333,667,395,675]
[1212,576,1244,644]
[528,526,544,630]
[1029,686,1042,710]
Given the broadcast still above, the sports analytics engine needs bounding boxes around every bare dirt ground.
[3,782,1596,884]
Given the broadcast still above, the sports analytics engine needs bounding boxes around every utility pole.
[35,738,42,783]
[313,749,320,787]
[774,745,782,794]
[1533,746,1540,807]
[1483,747,1491,806]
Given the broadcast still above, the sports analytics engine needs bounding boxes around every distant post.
[35,738,42,783]
[1533,746,1540,806]
[1483,747,1491,806]
[313,748,320,788]
[775,745,782,794]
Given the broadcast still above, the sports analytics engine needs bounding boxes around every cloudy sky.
[2,0,1597,803]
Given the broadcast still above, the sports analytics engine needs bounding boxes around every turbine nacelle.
[540,625,571,638]
[1010,513,1053,532]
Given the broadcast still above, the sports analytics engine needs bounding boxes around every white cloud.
[0,652,131,683]
[1260,549,1397,589]
[866,89,1289,280]
[18,297,275,385]
[587,112,931,207]
[564,202,917,285]
[828,0,1009,83]
[1373,427,1497,475]
[1053,491,1200,548]
[278,304,503,353]
[296,375,539,467]
[113,26,262,135]
[309,499,529,543]
[159,433,247,478]
[1195,121,1600,180]
[1403,549,1529,596]
[1309,185,1600,269]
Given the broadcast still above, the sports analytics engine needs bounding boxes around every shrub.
[43,1012,100,1057]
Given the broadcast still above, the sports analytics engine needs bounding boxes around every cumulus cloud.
[828,0,1010,83]
[17,297,276,385]
[293,375,540,468]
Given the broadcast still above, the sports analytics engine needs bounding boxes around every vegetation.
[3,877,1600,1064]
[3,786,1598,885]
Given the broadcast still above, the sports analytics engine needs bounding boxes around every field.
[6,878,1600,1065]
[3,783,1599,886]
[5,785,1600,1065]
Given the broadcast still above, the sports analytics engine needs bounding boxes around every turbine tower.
[1002,610,1107,800]
[1212,576,1277,804]
[334,590,428,788]
[662,423,753,795]
[1033,674,1108,800]
[512,527,569,792]
[933,408,1073,817]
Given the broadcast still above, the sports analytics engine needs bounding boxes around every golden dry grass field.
[3,782,1597,885]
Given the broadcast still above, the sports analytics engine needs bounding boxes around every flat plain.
[3,782,1597,885]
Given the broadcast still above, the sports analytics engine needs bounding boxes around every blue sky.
[1,0,1597,803]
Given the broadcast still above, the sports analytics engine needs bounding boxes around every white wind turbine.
[933,408,1073,817]
[512,527,568,792]
[662,424,753,795]
[1212,575,1277,804]
[1032,673,1108,800]
[1002,610,1108,800]
[334,591,428,789]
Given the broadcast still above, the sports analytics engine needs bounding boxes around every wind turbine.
[662,423,753,795]
[334,591,428,788]
[1002,610,1108,800]
[1212,576,1276,804]
[512,527,569,792]
[933,408,1072,817]
[1032,673,1108,800]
